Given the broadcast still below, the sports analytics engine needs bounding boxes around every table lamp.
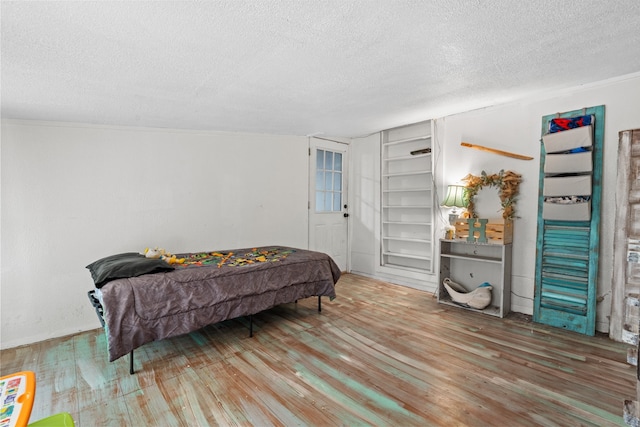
[442,185,467,225]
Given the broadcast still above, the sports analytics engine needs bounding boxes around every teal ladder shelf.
[533,105,605,336]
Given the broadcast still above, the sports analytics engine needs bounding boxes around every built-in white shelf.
[381,121,434,272]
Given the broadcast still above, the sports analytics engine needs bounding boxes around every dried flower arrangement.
[461,170,522,220]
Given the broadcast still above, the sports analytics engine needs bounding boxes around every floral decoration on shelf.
[461,170,522,220]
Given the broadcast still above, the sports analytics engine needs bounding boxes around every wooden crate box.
[454,218,513,244]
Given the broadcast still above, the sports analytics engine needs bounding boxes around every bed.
[86,246,340,373]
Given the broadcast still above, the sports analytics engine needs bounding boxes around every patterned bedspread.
[177,247,296,268]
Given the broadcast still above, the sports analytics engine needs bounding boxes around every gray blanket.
[98,247,340,361]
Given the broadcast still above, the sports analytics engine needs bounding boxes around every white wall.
[351,73,640,333]
[0,121,309,349]
[349,133,379,276]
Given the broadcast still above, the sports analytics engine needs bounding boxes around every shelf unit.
[381,122,433,272]
[438,239,512,318]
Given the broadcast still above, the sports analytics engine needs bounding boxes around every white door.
[309,138,349,271]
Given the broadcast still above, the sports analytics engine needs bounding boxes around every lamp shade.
[441,185,467,208]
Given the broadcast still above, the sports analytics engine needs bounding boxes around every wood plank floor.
[1,273,635,426]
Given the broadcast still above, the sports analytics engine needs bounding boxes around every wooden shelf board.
[383,251,431,261]
[437,298,502,318]
[383,135,431,146]
[440,253,502,264]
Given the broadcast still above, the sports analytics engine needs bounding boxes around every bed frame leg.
[249,315,253,337]
[318,296,322,312]
[129,350,135,375]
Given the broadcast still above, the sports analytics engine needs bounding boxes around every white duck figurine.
[443,278,493,310]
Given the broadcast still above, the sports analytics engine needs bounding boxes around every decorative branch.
[461,142,533,160]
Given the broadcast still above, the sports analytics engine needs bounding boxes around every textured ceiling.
[2,0,640,137]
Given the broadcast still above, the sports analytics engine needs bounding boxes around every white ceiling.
[2,1,640,138]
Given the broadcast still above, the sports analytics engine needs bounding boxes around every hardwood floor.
[1,273,635,426]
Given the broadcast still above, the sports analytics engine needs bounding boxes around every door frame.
[308,136,350,272]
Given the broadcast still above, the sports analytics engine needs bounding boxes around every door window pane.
[334,172,342,191]
[325,172,333,191]
[315,148,343,212]
[317,149,325,170]
[316,171,324,191]
[316,192,324,211]
[325,151,334,170]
